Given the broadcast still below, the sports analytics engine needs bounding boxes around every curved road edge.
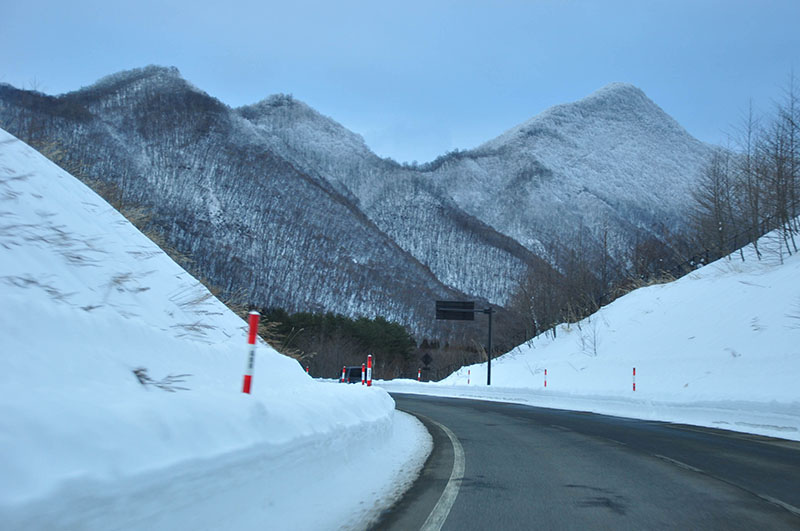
[372,410,463,530]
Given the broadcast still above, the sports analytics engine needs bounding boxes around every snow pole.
[417,368,421,382]
[468,369,470,385]
[242,311,260,394]
[367,354,373,387]
[633,367,636,392]
[544,368,547,388]
[306,366,310,374]
[361,363,366,385]
[341,366,346,383]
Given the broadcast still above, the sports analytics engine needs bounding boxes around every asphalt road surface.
[377,394,800,530]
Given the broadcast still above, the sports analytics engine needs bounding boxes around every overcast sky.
[2,0,798,163]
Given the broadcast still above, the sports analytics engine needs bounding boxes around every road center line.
[417,414,465,531]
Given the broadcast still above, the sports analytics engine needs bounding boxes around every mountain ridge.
[0,66,713,343]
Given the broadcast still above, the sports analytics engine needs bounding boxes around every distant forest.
[258,309,416,380]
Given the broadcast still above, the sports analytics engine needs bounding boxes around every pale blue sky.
[2,0,798,163]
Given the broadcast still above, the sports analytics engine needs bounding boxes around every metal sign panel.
[436,300,475,321]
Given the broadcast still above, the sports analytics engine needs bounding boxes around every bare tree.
[691,148,736,258]
[761,110,795,256]
[731,101,764,259]
[781,72,800,241]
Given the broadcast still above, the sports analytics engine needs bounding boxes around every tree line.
[691,76,799,263]
[257,308,417,380]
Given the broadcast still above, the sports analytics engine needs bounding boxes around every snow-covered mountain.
[0,128,430,529]
[432,82,712,259]
[0,66,713,337]
[235,77,713,303]
[238,94,553,306]
[0,67,475,338]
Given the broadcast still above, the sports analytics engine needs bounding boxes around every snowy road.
[382,394,800,530]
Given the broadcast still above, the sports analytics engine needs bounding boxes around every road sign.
[433,301,494,386]
[436,300,475,321]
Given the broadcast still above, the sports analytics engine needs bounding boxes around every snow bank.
[381,229,800,441]
[0,129,430,529]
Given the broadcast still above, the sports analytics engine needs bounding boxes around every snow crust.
[381,229,800,441]
[0,129,431,530]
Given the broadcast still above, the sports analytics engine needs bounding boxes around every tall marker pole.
[242,310,260,394]
[367,354,373,387]
[486,307,493,386]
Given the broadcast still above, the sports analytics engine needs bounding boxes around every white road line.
[419,415,465,531]
[653,454,703,473]
[655,454,800,518]
[757,494,800,517]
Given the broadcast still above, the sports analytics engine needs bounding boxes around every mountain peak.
[237,94,371,154]
[238,93,309,122]
[480,82,682,152]
[69,65,196,99]
[573,82,655,115]
[589,82,646,98]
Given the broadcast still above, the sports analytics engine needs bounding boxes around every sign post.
[435,301,494,386]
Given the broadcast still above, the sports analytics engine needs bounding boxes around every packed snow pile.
[382,228,800,441]
[0,129,430,530]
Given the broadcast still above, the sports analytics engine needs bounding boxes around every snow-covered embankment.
[0,129,431,530]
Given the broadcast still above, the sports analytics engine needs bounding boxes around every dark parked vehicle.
[341,366,363,384]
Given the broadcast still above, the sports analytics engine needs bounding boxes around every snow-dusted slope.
[238,95,553,306]
[0,129,430,530]
[381,229,800,441]
[432,83,713,260]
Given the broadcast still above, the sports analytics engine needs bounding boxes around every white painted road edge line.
[419,415,465,531]
[757,494,800,517]
[653,454,703,473]
[654,454,800,518]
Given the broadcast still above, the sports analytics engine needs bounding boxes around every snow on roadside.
[381,227,800,442]
[0,129,431,530]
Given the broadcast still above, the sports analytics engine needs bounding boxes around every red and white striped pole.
[341,366,346,383]
[361,363,366,385]
[417,368,421,382]
[544,368,547,388]
[366,354,373,387]
[467,369,470,385]
[633,367,636,392]
[305,366,310,375]
[242,311,260,394]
